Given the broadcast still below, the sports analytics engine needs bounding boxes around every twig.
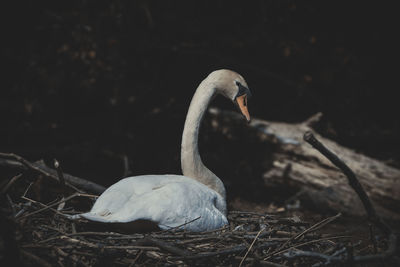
[293,213,341,240]
[229,210,274,216]
[22,182,34,198]
[269,213,341,257]
[130,250,143,266]
[135,238,192,256]
[283,248,344,265]
[284,238,397,266]
[239,228,264,267]
[59,236,161,251]
[369,223,378,253]
[1,173,23,194]
[54,159,65,186]
[304,112,323,127]
[264,235,351,260]
[18,192,97,220]
[6,194,17,215]
[180,241,280,260]
[235,257,286,267]
[180,244,247,260]
[122,154,132,177]
[21,196,70,218]
[38,232,123,244]
[20,249,52,267]
[156,216,201,233]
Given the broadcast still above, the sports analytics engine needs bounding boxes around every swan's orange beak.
[235,94,251,123]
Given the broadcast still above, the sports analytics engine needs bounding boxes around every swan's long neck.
[181,80,226,200]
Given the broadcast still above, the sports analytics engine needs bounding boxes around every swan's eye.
[235,80,252,99]
[235,81,246,97]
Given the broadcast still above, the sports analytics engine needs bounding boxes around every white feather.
[79,175,227,231]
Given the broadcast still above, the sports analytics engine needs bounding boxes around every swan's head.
[206,69,252,122]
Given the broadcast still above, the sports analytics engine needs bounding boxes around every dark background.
[1,1,398,207]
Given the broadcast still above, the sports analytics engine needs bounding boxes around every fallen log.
[208,108,400,220]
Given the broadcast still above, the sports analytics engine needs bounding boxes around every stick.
[239,228,264,267]
[303,132,378,223]
[1,173,22,194]
[177,241,280,261]
[122,154,132,177]
[155,216,201,233]
[283,248,346,264]
[0,153,106,194]
[135,238,192,256]
[18,193,97,220]
[59,236,161,251]
[303,131,397,262]
[264,235,351,260]
[268,213,341,258]
[20,249,52,267]
[54,159,65,186]
[293,213,341,240]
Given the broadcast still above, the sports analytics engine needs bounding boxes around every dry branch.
[0,152,106,194]
[303,131,397,263]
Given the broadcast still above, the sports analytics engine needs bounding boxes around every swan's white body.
[80,175,227,231]
[76,70,251,232]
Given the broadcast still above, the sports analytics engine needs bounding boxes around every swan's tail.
[66,212,112,223]
[67,214,82,220]
[67,212,162,232]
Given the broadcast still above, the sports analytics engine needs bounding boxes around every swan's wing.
[79,175,227,231]
[130,180,227,231]
[81,175,170,221]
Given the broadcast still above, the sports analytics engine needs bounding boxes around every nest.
[1,188,387,267]
[10,201,349,266]
[0,143,397,266]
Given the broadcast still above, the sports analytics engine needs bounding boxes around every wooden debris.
[209,108,400,220]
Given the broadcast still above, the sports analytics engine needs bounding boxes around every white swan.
[75,69,252,232]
